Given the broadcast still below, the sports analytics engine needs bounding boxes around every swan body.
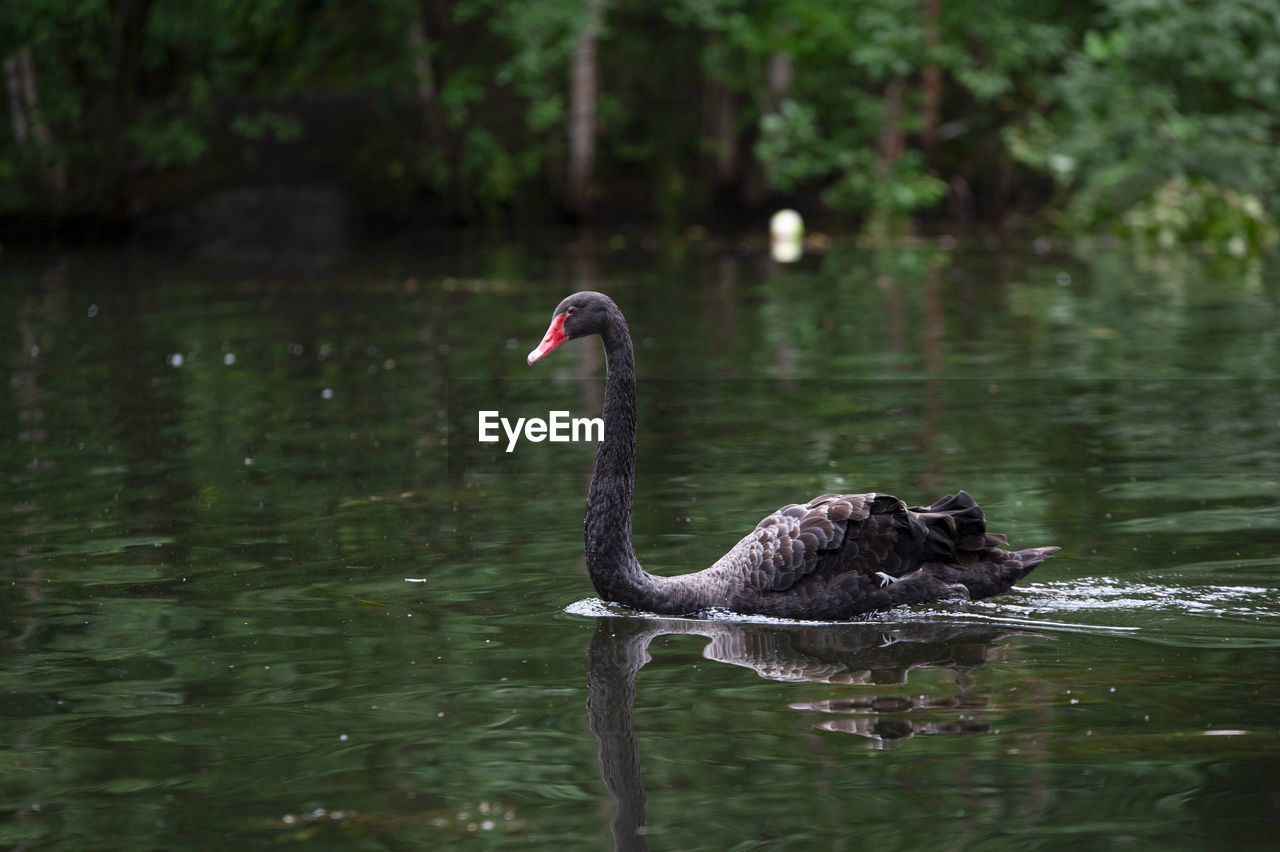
[528,291,1058,620]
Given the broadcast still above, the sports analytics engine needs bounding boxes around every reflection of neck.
[587,620,654,851]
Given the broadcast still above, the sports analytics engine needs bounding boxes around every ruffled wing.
[714,493,902,593]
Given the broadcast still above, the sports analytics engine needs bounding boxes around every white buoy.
[769,209,804,262]
[770,209,803,240]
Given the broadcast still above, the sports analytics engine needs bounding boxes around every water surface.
[2,238,1278,849]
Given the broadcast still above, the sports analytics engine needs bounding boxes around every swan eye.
[566,306,577,316]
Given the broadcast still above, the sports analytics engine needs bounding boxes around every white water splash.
[999,578,1276,618]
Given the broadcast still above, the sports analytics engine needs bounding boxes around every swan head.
[527,291,618,365]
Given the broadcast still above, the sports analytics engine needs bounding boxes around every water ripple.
[974,578,1280,647]
[567,574,1280,647]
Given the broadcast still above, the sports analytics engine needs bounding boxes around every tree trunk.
[700,33,737,192]
[408,16,445,149]
[745,47,793,206]
[876,77,906,175]
[4,45,66,200]
[921,0,942,166]
[870,77,907,233]
[568,0,604,220]
[407,10,474,218]
[765,50,794,106]
[4,50,31,145]
[104,0,152,208]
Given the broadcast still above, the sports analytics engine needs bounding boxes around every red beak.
[528,313,569,365]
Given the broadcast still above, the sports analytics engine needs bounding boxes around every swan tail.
[1015,546,1060,572]
[976,545,1061,598]
[910,490,1004,560]
[910,493,1060,599]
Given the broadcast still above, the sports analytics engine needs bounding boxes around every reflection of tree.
[917,255,945,495]
[585,615,1032,850]
[5,259,66,652]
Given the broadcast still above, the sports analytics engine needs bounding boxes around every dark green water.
[3,237,1278,850]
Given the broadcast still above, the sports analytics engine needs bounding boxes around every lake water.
[2,235,1278,849]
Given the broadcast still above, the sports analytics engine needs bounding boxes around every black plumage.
[528,291,1059,620]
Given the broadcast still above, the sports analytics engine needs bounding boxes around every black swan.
[527,291,1058,620]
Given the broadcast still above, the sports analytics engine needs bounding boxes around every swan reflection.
[585,613,1035,850]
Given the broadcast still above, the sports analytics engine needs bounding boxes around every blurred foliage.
[0,0,1277,248]
[1123,176,1278,256]
[1007,0,1280,252]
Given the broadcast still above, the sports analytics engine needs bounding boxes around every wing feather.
[727,493,887,593]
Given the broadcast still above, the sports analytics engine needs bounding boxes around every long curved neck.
[583,305,710,614]
[584,309,649,604]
